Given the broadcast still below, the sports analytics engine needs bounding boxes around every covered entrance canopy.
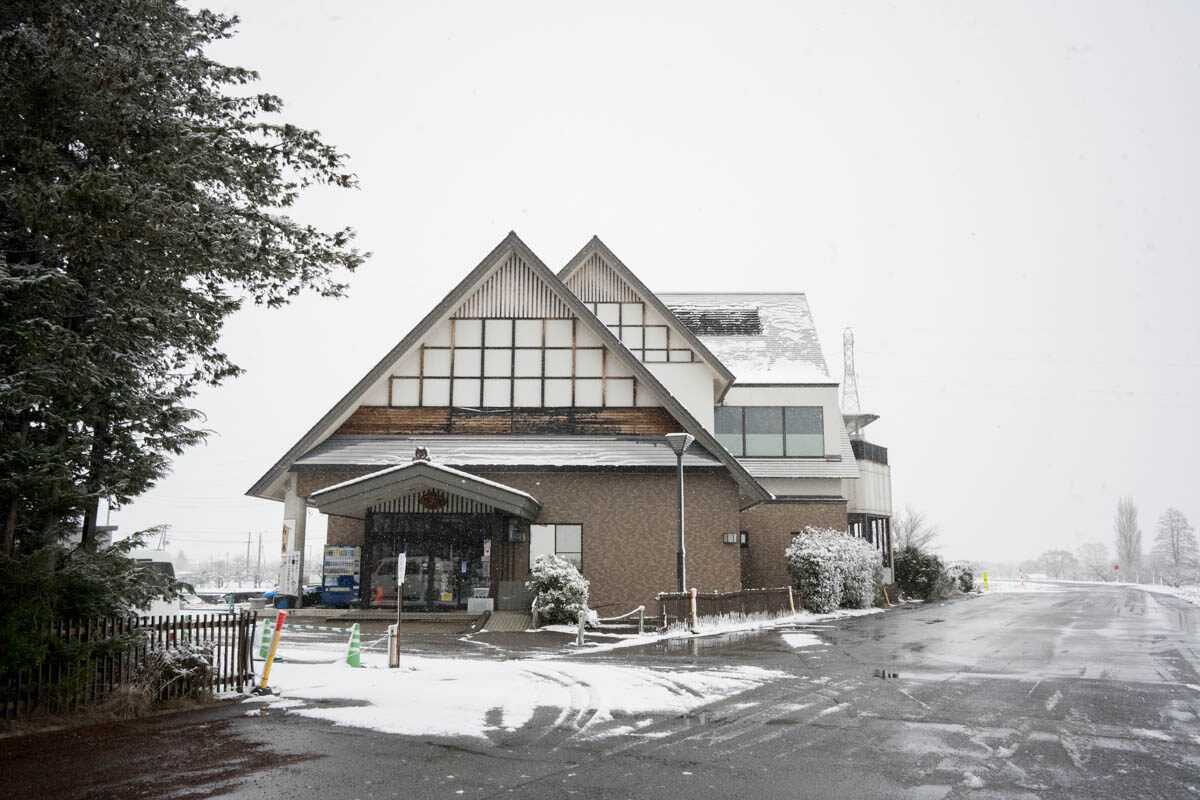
[310,460,541,612]
[310,460,542,521]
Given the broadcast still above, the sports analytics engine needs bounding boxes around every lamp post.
[664,432,695,593]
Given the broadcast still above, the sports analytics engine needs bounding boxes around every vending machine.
[321,546,361,607]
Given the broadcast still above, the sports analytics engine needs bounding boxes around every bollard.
[689,587,698,631]
[387,623,400,668]
[577,611,586,645]
[253,610,287,695]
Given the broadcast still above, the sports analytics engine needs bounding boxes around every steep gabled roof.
[558,236,737,389]
[247,232,769,506]
[659,293,833,385]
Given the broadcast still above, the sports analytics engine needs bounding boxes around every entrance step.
[483,611,533,632]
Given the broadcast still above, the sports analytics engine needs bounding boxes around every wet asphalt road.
[6,584,1199,799]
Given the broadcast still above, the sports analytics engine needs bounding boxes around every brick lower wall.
[737,500,848,590]
[292,467,744,613]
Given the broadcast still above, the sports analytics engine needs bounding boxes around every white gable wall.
[646,362,715,430]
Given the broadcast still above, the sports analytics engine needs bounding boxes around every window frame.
[714,406,825,458]
[529,523,583,571]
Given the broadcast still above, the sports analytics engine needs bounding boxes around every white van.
[127,548,186,616]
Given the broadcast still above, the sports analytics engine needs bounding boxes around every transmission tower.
[841,328,861,416]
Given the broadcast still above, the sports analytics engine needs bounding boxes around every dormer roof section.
[247,232,769,507]
[559,236,737,392]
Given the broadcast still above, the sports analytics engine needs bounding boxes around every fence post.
[689,588,698,631]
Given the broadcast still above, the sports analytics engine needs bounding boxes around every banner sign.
[280,551,302,596]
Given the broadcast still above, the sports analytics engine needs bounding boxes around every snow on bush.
[786,527,881,613]
[102,639,214,716]
[947,561,977,593]
[527,555,595,625]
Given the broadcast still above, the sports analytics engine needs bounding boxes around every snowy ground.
[1140,583,1200,607]
[248,651,784,740]
[537,606,883,653]
[243,608,885,741]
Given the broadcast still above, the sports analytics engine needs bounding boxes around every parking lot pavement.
[5,584,1198,800]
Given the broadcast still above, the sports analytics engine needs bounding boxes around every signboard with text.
[280,551,301,596]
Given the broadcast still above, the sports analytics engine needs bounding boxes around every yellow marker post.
[257,610,287,693]
[787,586,796,614]
[982,571,989,591]
[881,585,891,606]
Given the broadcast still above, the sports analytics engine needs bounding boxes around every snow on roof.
[295,435,724,470]
[310,459,539,502]
[658,293,831,384]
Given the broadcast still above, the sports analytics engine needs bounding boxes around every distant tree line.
[1018,500,1196,586]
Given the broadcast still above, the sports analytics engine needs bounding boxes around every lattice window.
[584,302,695,363]
[387,318,656,408]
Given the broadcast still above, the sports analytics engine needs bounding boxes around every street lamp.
[664,432,694,593]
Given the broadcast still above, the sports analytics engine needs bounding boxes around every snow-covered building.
[247,233,893,612]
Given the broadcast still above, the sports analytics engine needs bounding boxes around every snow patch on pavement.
[781,632,826,649]
[259,653,785,741]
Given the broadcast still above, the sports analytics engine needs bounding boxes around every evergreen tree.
[1,1,366,555]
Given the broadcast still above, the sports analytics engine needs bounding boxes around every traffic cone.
[258,619,274,660]
[345,622,362,668]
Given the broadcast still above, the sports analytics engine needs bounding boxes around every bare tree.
[892,505,940,551]
[1113,497,1143,581]
[1076,541,1113,581]
[1151,508,1198,586]
[1037,550,1079,579]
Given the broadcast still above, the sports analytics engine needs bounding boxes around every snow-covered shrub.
[894,545,952,600]
[947,561,976,593]
[103,639,214,716]
[786,527,882,612]
[841,538,885,609]
[527,555,593,625]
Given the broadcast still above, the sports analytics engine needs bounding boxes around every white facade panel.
[758,477,845,498]
[844,461,892,516]
[645,363,714,429]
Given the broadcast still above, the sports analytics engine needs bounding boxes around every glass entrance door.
[363,512,498,611]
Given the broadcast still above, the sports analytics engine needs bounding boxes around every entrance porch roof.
[310,460,542,521]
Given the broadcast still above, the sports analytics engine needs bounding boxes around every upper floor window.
[584,301,695,364]
[714,406,824,457]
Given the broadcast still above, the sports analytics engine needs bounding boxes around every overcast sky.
[113,1,1200,569]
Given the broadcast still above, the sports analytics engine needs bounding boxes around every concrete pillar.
[283,473,308,608]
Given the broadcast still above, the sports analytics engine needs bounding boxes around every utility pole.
[256,532,263,588]
[245,532,252,575]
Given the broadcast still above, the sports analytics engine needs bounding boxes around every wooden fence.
[656,586,795,628]
[3,611,258,720]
